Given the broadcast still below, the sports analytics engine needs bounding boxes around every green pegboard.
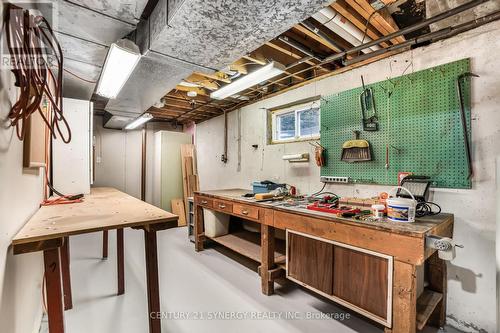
[320,59,472,189]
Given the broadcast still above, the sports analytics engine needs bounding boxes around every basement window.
[271,102,320,143]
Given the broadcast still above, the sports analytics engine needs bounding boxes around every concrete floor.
[39,227,461,333]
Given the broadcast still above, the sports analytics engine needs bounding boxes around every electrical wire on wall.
[4,4,82,205]
[5,4,71,142]
[40,101,83,206]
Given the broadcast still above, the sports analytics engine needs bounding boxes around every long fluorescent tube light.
[96,39,141,99]
[210,62,285,100]
[124,113,153,130]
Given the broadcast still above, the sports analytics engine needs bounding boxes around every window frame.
[270,101,321,144]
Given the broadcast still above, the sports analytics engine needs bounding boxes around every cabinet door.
[287,232,333,295]
[333,246,389,319]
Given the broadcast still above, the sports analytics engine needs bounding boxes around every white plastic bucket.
[203,209,230,237]
[386,187,417,223]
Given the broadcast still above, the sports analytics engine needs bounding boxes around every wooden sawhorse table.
[12,187,178,333]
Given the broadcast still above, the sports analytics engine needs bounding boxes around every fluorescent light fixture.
[210,62,285,100]
[125,113,153,130]
[96,39,141,99]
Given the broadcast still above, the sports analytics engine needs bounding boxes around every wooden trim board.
[171,199,187,226]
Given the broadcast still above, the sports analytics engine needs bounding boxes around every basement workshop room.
[1,0,500,332]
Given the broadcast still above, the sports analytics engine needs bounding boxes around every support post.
[60,237,72,310]
[194,203,204,251]
[44,247,65,333]
[102,230,108,259]
[385,260,417,333]
[144,228,161,333]
[427,252,447,327]
[260,224,276,295]
[117,228,125,295]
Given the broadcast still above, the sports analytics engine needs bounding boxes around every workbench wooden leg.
[44,247,65,333]
[194,204,204,252]
[60,237,72,310]
[102,230,108,259]
[117,228,125,295]
[261,224,276,296]
[427,252,447,328]
[144,229,161,333]
[385,260,417,333]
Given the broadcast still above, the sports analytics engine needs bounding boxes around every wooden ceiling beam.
[163,102,221,116]
[330,1,390,48]
[242,52,267,65]
[184,73,219,91]
[293,24,342,53]
[150,106,218,121]
[165,93,233,108]
[174,85,209,96]
[230,59,248,75]
[266,41,314,63]
[344,0,404,44]
[282,31,335,71]
[194,71,231,83]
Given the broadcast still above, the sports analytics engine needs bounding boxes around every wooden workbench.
[194,189,453,333]
[12,187,178,333]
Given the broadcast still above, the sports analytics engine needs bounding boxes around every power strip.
[320,176,349,184]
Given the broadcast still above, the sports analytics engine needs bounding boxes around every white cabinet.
[152,131,191,212]
[53,98,93,195]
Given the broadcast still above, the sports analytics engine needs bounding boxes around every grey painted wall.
[93,117,184,204]
[196,21,500,333]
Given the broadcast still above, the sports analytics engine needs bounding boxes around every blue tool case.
[252,182,286,194]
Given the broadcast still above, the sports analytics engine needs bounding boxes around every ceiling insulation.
[105,0,332,115]
[149,0,332,69]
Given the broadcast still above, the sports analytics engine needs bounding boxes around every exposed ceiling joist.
[194,71,231,83]
[174,85,209,96]
[293,24,342,53]
[185,73,220,90]
[242,54,267,65]
[330,1,390,48]
[344,0,405,43]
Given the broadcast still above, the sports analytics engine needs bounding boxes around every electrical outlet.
[320,176,349,184]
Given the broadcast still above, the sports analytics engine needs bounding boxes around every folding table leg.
[44,247,65,333]
[102,230,108,259]
[60,237,73,310]
[144,229,161,333]
[117,228,125,295]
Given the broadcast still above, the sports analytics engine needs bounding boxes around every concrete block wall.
[196,21,500,333]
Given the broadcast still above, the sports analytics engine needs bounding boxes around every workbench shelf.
[206,230,286,264]
[416,289,443,330]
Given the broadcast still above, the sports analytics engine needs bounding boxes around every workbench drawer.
[213,200,233,214]
[232,203,260,221]
[195,196,213,209]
